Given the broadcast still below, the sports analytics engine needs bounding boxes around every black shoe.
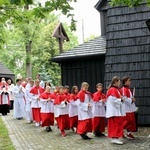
[46,126,52,132]
[80,134,91,140]
[99,132,105,136]
[94,132,105,137]
[85,135,92,140]
[17,117,23,120]
[72,128,75,132]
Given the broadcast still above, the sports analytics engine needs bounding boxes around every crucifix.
[52,22,70,53]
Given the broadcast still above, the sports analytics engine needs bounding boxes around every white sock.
[127,132,131,135]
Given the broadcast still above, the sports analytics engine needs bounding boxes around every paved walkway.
[1,110,150,150]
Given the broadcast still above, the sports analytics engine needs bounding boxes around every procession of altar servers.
[2,75,139,145]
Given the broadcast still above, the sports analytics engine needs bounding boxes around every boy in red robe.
[77,82,93,140]
[30,80,45,127]
[54,86,70,137]
[40,86,55,132]
[92,83,106,137]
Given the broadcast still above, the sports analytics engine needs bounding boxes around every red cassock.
[106,86,124,138]
[92,91,106,133]
[77,90,93,135]
[52,92,59,125]
[69,94,78,128]
[30,86,45,122]
[54,94,70,131]
[64,92,70,100]
[39,92,55,127]
[120,86,136,132]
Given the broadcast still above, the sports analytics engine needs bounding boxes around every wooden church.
[52,0,150,125]
[0,62,15,82]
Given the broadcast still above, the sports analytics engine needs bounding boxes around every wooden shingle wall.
[105,3,150,125]
[61,56,105,93]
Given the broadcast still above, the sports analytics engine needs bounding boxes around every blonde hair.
[81,82,89,88]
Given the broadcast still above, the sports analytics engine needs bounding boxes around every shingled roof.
[0,62,14,75]
[52,36,106,62]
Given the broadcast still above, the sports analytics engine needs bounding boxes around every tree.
[84,34,99,43]
[0,13,78,85]
[110,0,150,7]
[0,0,77,77]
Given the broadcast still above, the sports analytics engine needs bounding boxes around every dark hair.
[122,76,130,85]
[16,79,21,83]
[71,86,78,94]
[96,83,103,88]
[111,76,120,85]
[44,81,51,89]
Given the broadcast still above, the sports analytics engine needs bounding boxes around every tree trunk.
[25,4,32,78]
[26,41,32,77]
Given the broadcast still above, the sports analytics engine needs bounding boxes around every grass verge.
[0,116,15,150]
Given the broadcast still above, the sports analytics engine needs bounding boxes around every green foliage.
[84,34,99,43]
[110,0,150,7]
[0,0,78,85]
[0,13,78,85]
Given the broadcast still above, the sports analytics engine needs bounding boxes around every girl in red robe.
[69,86,79,132]
[54,86,70,137]
[106,76,125,145]
[120,76,136,139]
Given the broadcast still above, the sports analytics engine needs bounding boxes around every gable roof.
[0,62,14,75]
[52,22,69,42]
[52,36,106,63]
[95,0,108,11]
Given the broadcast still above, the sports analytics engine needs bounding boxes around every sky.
[40,0,101,44]
[69,0,101,44]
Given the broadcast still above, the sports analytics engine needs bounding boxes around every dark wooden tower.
[96,0,150,125]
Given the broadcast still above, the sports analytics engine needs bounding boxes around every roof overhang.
[95,0,108,12]
[51,52,106,63]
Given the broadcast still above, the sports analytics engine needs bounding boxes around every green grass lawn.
[0,117,15,150]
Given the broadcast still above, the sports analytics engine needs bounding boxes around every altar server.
[40,86,55,132]
[106,76,125,145]
[69,86,79,131]
[30,80,45,126]
[54,86,70,137]
[7,79,14,110]
[12,79,26,119]
[77,82,93,140]
[120,76,136,139]
[25,80,34,123]
[92,83,106,137]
